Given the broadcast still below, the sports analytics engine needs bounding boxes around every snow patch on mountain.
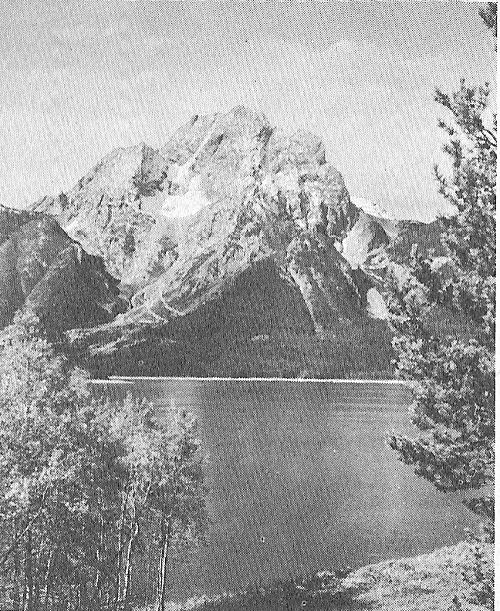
[351,197,389,219]
[366,287,389,319]
[341,211,391,269]
[142,175,211,220]
[342,213,375,268]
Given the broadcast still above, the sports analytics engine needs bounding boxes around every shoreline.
[93,376,407,384]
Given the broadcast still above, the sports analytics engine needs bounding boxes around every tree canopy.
[387,3,496,521]
[0,313,208,611]
[386,5,496,608]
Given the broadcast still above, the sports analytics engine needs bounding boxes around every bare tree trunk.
[156,518,166,611]
[104,589,111,611]
[114,493,128,610]
[24,529,34,611]
[79,580,90,611]
[94,489,105,610]
[12,524,21,611]
[22,559,27,611]
[157,515,173,611]
[146,545,156,609]
[156,454,183,611]
[33,544,41,611]
[43,550,53,611]
[122,507,139,611]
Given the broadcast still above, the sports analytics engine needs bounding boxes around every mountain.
[0,205,127,332]
[28,107,442,377]
[33,108,362,329]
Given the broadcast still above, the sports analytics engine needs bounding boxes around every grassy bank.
[154,541,492,611]
[340,541,493,611]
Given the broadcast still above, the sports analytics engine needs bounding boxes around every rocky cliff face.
[0,205,127,331]
[28,106,442,377]
[34,107,365,334]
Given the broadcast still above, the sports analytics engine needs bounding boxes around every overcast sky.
[0,1,495,219]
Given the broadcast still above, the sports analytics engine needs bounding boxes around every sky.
[0,1,496,220]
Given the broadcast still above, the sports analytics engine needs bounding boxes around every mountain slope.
[29,107,442,377]
[0,206,127,331]
[33,107,363,331]
[69,258,393,379]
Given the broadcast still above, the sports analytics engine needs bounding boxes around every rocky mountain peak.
[30,106,403,344]
[84,143,166,197]
[33,106,359,285]
[5,108,445,377]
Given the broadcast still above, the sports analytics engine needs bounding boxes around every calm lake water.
[96,378,477,600]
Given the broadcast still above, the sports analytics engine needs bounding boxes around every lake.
[96,378,477,601]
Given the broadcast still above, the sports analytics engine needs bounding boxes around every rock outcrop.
[0,205,127,331]
[26,106,442,377]
[34,107,365,332]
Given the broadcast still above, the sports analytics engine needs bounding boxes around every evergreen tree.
[386,5,496,609]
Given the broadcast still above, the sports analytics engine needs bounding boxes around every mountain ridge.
[11,106,443,377]
[33,107,366,330]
